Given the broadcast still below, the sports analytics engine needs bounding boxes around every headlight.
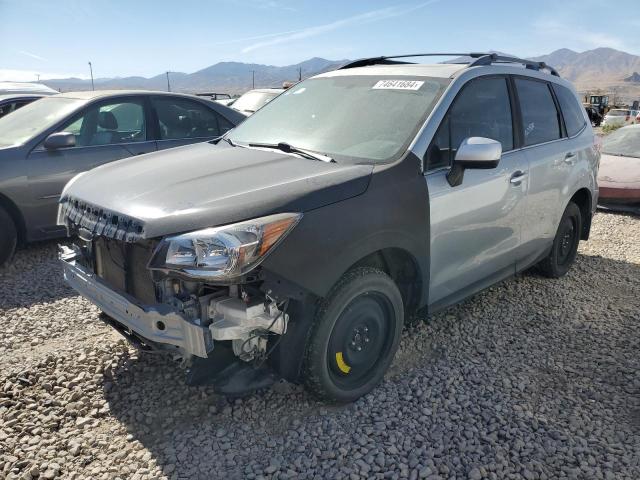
[148,213,302,280]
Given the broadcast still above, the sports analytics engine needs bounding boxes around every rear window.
[515,78,562,146]
[553,84,586,137]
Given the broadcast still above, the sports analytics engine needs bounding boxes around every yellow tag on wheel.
[335,352,351,374]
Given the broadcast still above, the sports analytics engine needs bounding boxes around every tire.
[0,207,17,267]
[537,202,582,278]
[302,267,404,403]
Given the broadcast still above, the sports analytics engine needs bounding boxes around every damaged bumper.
[60,246,212,358]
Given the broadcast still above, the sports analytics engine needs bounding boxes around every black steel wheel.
[303,267,403,403]
[538,201,582,278]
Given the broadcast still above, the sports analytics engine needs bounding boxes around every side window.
[553,84,586,137]
[515,79,561,146]
[152,97,222,140]
[427,77,513,170]
[57,100,146,147]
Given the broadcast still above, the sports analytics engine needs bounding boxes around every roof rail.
[339,52,560,77]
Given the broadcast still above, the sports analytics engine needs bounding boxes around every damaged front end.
[59,195,301,394]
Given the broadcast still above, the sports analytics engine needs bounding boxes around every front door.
[424,76,529,308]
[26,97,155,237]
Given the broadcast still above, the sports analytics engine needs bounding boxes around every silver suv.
[59,53,599,402]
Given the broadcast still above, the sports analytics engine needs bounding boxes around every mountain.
[624,72,640,83]
[529,48,640,102]
[43,57,348,94]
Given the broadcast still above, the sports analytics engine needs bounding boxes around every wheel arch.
[569,187,593,240]
[0,192,26,243]
[349,247,422,316]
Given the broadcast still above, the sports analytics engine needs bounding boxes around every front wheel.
[302,267,404,403]
[537,201,582,278]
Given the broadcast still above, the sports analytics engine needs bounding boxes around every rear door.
[514,78,577,266]
[26,96,156,236]
[426,75,529,307]
[150,96,235,151]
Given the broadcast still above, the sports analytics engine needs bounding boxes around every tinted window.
[515,79,561,146]
[152,97,222,140]
[58,100,146,147]
[553,84,586,137]
[428,77,513,170]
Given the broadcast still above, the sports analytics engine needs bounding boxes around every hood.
[60,141,372,240]
[598,153,640,188]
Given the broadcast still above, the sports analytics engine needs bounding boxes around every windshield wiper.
[248,142,335,163]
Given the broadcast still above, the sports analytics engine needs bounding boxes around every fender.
[261,151,430,306]
[260,153,431,382]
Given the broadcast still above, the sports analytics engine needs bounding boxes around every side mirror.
[44,132,76,150]
[447,137,502,187]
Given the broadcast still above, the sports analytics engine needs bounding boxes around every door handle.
[510,171,527,185]
[564,152,577,164]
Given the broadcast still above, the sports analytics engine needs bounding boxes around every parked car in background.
[0,90,245,265]
[58,53,597,403]
[602,108,636,127]
[231,88,284,115]
[598,124,640,213]
[0,81,58,95]
[0,93,47,118]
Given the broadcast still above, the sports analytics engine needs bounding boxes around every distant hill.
[43,57,349,94]
[529,48,640,102]
[40,49,640,103]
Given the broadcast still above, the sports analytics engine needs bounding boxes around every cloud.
[531,18,629,52]
[241,1,440,53]
[0,69,88,82]
[17,50,46,61]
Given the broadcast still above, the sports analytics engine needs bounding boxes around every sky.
[1,0,639,81]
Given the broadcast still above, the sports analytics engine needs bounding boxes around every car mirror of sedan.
[44,131,76,150]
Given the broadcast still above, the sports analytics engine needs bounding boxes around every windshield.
[232,91,280,113]
[602,127,640,158]
[229,76,448,163]
[0,96,84,147]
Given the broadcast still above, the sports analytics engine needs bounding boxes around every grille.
[94,238,158,304]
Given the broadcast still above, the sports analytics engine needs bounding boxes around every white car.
[602,108,638,127]
[231,88,284,115]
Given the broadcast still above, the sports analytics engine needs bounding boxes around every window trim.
[425,74,516,172]
[512,75,564,148]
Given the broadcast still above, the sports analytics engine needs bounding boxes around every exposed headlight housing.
[148,213,302,280]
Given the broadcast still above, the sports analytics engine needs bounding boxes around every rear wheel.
[303,267,404,403]
[537,201,582,278]
[0,207,17,267]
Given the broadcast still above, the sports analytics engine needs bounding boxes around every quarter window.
[553,84,586,137]
[152,97,223,140]
[428,77,513,170]
[515,79,561,146]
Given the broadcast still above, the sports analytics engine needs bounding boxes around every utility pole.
[166,71,171,92]
[88,62,94,91]
[252,70,255,89]
[35,74,40,82]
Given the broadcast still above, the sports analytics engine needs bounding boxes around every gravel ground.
[1,211,638,480]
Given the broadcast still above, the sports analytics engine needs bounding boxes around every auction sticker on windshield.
[372,80,424,90]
